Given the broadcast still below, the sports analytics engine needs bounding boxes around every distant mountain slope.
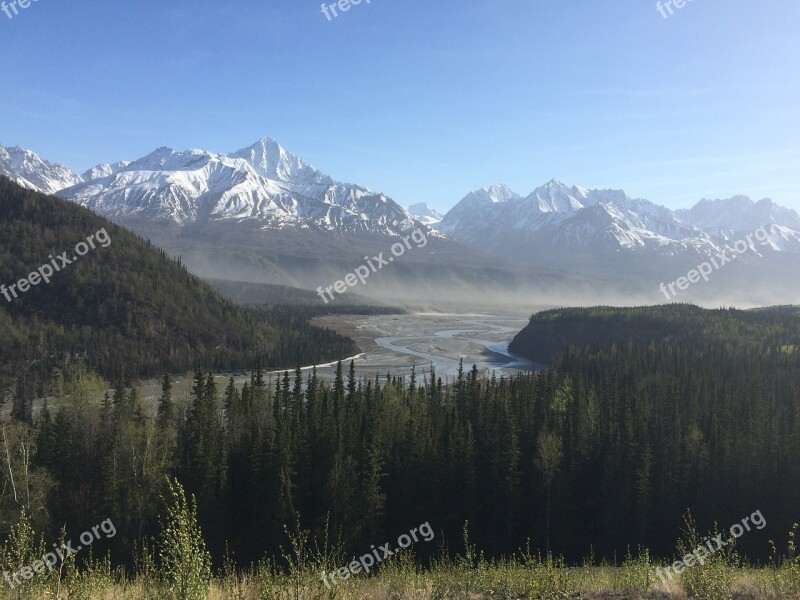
[1,139,427,236]
[0,144,82,194]
[440,179,800,258]
[509,304,800,365]
[436,179,800,303]
[436,184,520,238]
[0,177,357,390]
[407,202,443,226]
[675,196,800,236]
[56,137,423,236]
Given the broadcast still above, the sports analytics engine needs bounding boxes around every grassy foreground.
[3,549,800,600]
[3,485,799,599]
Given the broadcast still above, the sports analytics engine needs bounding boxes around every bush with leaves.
[676,511,740,600]
[0,509,46,594]
[767,523,800,597]
[157,479,212,600]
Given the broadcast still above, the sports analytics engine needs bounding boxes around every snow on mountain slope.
[758,224,800,252]
[440,179,800,259]
[231,137,331,190]
[524,179,602,213]
[81,160,132,182]
[435,184,520,235]
[5,139,799,265]
[675,196,800,237]
[438,180,692,252]
[0,144,83,194]
[408,202,443,226]
[57,138,421,236]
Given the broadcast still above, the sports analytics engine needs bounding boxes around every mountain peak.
[39,137,418,235]
[0,143,83,194]
[81,160,132,182]
[435,184,521,236]
[253,135,281,148]
[408,202,443,225]
[677,195,800,232]
[138,145,178,161]
[484,183,518,199]
[232,137,330,186]
[544,178,567,188]
[463,184,520,205]
[527,180,590,213]
[236,136,284,159]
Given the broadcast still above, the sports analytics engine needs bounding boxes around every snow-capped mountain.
[438,179,800,259]
[435,184,520,235]
[5,139,800,303]
[408,202,443,226]
[56,138,421,236]
[81,160,132,182]
[0,144,83,194]
[675,196,800,238]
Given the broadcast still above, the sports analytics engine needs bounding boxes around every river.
[128,312,535,405]
[307,312,534,382]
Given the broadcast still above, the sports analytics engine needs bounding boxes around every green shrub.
[614,547,654,593]
[157,478,212,600]
[0,509,46,595]
[677,511,740,600]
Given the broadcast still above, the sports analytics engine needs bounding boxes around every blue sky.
[1,0,798,212]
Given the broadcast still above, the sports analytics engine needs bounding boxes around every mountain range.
[2,139,800,306]
[13,138,420,236]
[439,180,800,259]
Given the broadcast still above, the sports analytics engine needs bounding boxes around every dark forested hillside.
[0,177,357,398]
[509,303,800,365]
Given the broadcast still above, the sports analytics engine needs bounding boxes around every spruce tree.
[157,373,175,431]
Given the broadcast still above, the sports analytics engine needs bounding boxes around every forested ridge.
[509,303,800,365]
[2,304,799,582]
[0,178,360,403]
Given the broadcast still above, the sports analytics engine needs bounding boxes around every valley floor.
[309,312,535,380]
[87,311,537,412]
